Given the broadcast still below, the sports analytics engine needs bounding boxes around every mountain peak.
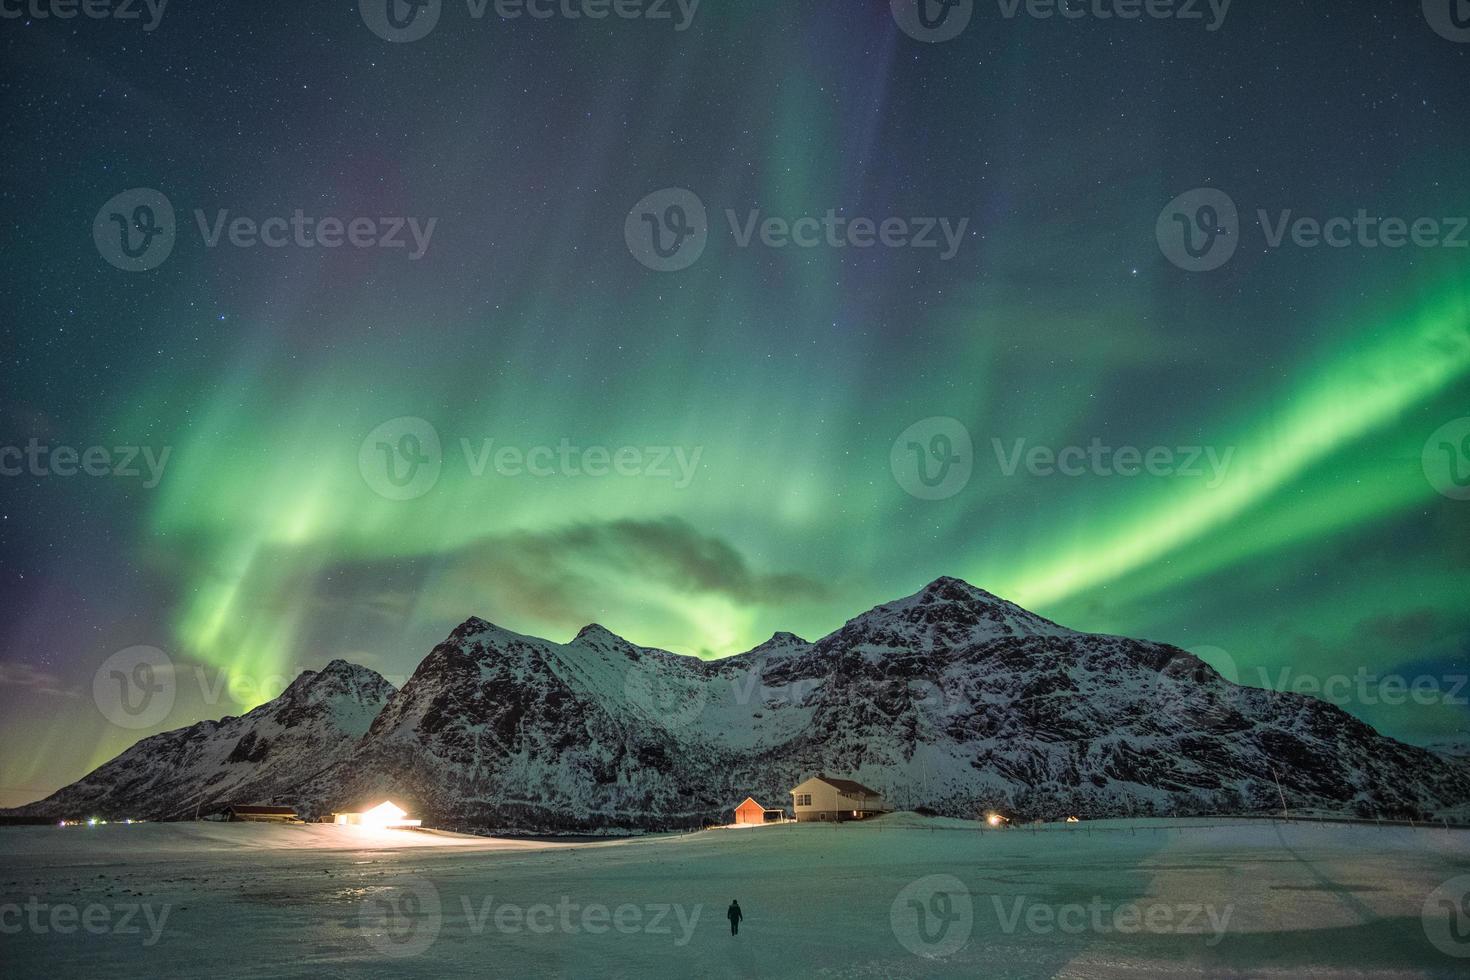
[905,575,1040,615]
[319,658,362,675]
[316,658,394,687]
[449,616,507,643]
[735,631,810,661]
[840,576,1072,645]
[919,575,997,600]
[281,659,395,704]
[571,623,628,646]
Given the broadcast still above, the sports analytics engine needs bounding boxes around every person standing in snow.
[727,899,743,936]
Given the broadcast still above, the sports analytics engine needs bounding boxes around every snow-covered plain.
[3,815,1468,978]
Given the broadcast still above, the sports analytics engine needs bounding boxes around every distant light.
[986,813,1004,827]
[87,818,97,826]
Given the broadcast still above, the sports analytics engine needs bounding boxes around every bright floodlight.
[361,801,407,826]
[333,800,422,829]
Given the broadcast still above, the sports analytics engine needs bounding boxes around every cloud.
[1353,608,1447,651]
[1283,607,1467,679]
[0,661,80,698]
[420,517,830,635]
[488,517,827,605]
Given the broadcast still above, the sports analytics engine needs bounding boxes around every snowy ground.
[3,814,1469,978]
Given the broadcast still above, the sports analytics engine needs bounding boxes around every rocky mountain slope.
[11,579,1468,830]
[8,660,394,821]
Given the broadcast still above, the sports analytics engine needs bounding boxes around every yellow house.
[789,776,889,822]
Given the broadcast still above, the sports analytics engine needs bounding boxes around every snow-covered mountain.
[305,577,1469,831]
[7,660,395,821]
[12,578,1469,829]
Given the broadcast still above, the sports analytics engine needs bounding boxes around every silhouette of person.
[727,899,743,936]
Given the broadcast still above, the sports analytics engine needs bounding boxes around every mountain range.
[9,578,1468,831]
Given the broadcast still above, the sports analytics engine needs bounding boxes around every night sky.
[2,1,1469,807]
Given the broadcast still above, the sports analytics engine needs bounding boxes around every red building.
[733,797,785,824]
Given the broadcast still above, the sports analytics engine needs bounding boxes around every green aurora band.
[125,279,1469,732]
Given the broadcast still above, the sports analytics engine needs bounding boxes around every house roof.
[803,775,884,798]
[735,796,766,810]
[228,805,296,815]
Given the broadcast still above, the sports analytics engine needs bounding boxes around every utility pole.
[1269,765,1289,821]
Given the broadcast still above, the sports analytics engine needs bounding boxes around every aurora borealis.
[2,2,1468,807]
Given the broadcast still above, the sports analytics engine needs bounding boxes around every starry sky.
[2,1,1469,807]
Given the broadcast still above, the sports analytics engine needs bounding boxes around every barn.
[227,805,298,823]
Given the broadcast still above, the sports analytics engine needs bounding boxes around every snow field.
[2,815,1467,979]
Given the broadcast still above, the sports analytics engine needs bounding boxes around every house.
[227,805,298,823]
[789,776,889,822]
[733,797,786,825]
[331,800,421,828]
